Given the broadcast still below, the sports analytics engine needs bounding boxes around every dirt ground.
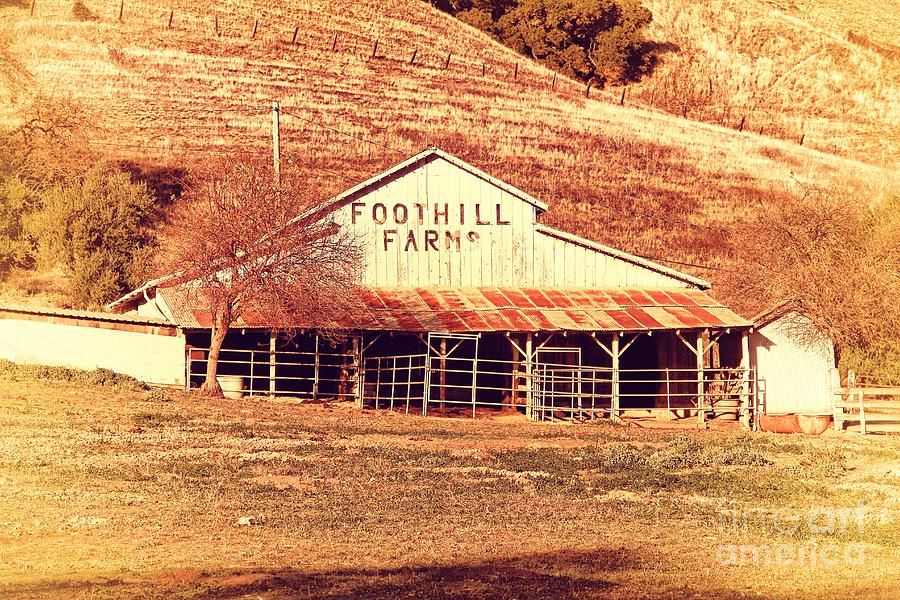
[0,380,898,599]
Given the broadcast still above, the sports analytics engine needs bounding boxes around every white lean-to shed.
[750,304,836,415]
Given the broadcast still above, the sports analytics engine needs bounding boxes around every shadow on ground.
[7,548,631,599]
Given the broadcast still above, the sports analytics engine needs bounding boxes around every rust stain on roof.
[160,286,750,333]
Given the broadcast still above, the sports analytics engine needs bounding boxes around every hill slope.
[0,0,897,312]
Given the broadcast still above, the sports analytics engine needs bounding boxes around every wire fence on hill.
[21,0,813,148]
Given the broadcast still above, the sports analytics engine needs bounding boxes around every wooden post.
[268,331,276,395]
[738,115,746,132]
[739,331,751,429]
[482,62,486,77]
[551,72,556,90]
[444,51,451,69]
[215,14,220,36]
[371,39,378,59]
[118,0,123,22]
[611,334,620,422]
[514,63,518,80]
[585,81,591,98]
[799,133,805,146]
[271,100,281,184]
[619,87,626,105]
[331,32,338,51]
[167,10,173,28]
[291,26,298,43]
[30,0,35,17]
[524,333,534,420]
[409,48,417,65]
[251,18,258,39]
[696,332,706,424]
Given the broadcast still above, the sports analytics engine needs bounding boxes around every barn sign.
[350,201,510,251]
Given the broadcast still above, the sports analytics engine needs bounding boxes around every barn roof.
[159,285,749,333]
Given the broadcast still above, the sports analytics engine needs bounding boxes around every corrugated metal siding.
[332,156,691,289]
[750,311,835,414]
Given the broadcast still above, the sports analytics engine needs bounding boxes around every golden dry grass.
[0,379,899,598]
[0,0,897,305]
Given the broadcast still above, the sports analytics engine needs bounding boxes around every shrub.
[26,166,157,307]
[0,359,148,390]
[71,1,98,21]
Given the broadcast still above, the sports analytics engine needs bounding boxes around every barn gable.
[325,148,708,289]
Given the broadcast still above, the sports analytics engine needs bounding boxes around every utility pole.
[271,100,281,184]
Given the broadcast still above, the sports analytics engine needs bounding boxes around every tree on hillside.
[161,157,362,396]
[429,0,654,85]
[25,166,158,307]
[723,190,900,366]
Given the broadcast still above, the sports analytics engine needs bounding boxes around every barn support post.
[524,333,534,420]
[696,332,706,424]
[739,330,751,428]
[439,337,447,410]
[268,331,276,395]
[611,334,620,423]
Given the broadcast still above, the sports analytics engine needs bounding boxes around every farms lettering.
[350,202,510,251]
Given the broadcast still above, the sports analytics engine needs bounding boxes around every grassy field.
[1,0,898,310]
[0,378,898,598]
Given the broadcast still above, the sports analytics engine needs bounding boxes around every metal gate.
[424,332,480,417]
[532,347,583,421]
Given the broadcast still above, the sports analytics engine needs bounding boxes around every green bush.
[0,359,148,390]
[26,166,157,307]
[429,0,654,84]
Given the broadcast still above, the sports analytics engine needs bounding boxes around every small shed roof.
[159,285,749,333]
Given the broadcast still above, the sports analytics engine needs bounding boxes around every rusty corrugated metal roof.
[159,286,750,332]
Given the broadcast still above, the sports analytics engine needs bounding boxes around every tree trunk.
[200,321,229,397]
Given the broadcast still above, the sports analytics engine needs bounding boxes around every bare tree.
[161,155,362,396]
[722,188,900,353]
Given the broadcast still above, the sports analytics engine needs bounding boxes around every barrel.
[216,375,244,399]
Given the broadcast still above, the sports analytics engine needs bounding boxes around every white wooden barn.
[750,302,836,416]
[2,147,756,423]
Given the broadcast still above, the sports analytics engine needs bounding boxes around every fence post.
[167,10,173,28]
[585,81,591,98]
[514,63,518,80]
[444,51,451,69]
[371,39,378,59]
[331,32,338,51]
[409,48,417,65]
[251,18,258,39]
[620,87,626,105]
[30,0,35,16]
[118,0,123,22]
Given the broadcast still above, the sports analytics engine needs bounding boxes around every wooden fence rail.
[833,371,900,434]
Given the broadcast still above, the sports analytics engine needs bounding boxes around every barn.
[106,147,754,423]
[750,302,837,416]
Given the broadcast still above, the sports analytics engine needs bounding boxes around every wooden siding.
[332,155,692,288]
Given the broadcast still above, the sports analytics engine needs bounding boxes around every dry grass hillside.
[634,0,900,164]
[0,0,897,304]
